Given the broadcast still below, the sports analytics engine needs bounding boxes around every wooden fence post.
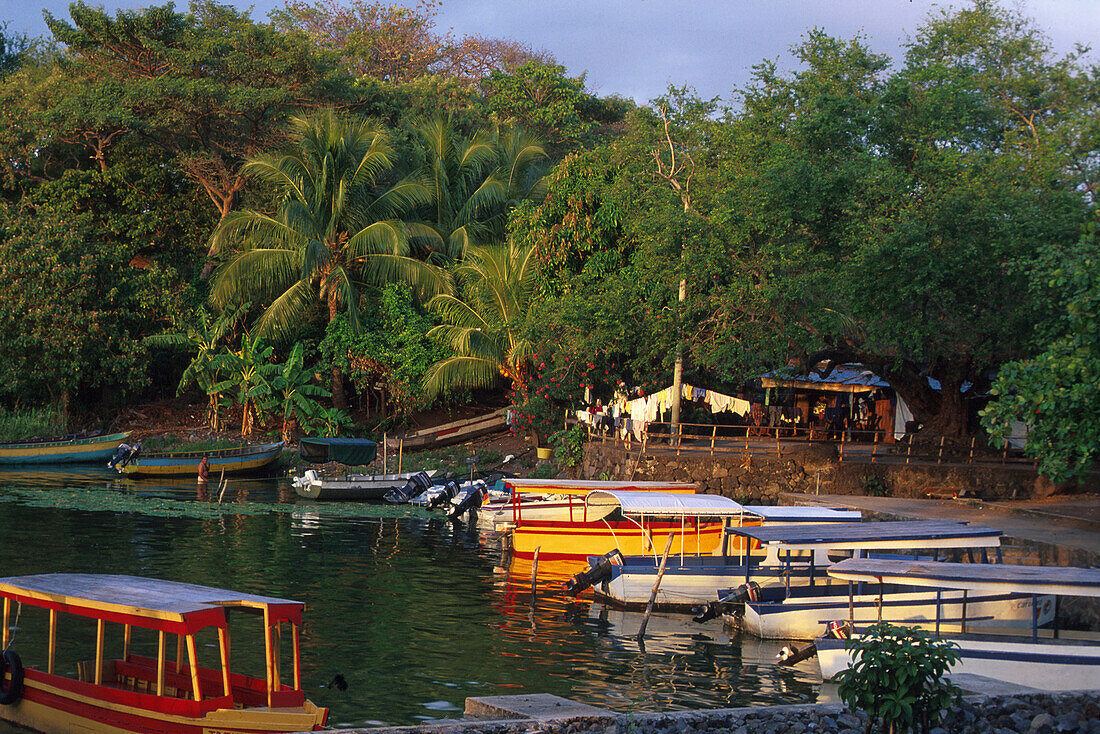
[710,425,717,457]
[937,436,945,465]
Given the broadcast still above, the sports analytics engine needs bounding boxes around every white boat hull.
[817,634,1100,691]
[743,587,1054,640]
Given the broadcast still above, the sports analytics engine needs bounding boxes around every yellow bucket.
[536,447,552,460]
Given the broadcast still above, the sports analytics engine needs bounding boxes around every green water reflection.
[0,467,823,728]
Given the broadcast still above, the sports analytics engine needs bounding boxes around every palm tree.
[209,110,444,408]
[422,241,537,399]
[413,116,547,262]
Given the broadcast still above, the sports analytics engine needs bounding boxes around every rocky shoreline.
[350,691,1100,734]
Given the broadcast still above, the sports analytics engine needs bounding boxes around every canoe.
[0,430,131,465]
[292,468,439,501]
[111,442,284,476]
[0,573,328,733]
[399,409,508,450]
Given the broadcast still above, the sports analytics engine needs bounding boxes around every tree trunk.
[328,295,348,411]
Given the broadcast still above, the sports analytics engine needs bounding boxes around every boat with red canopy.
[0,573,328,734]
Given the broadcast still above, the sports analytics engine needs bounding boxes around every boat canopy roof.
[585,490,745,520]
[0,574,305,634]
[741,506,863,522]
[826,559,1100,598]
[506,478,697,496]
[726,520,1002,550]
[300,437,377,466]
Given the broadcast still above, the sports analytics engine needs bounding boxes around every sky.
[4,0,1099,104]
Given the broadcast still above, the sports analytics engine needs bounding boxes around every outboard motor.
[107,442,140,471]
[776,619,853,666]
[564,549,625,596]
[692,582,785,624]
[383,471,433,504]
[447,482,485,520]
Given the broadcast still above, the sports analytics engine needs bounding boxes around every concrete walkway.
[783,491,1100,557]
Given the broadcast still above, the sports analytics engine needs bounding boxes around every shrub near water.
[0,408,66,442]
[837,621,962,733]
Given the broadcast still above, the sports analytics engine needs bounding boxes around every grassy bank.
[0,408,66,442]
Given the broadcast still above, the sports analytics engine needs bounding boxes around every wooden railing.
[569,417,1036,469]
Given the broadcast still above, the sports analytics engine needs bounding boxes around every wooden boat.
[506,490,759,570]
[0,430,131,465]
[488,479,698,527]
[722,522,1053,640]
[587,506,863,609]
[816,559,1100,690]
[110,442,284,476]
[0,573,328,733]
[292,468,439,501]
[400,408,508,450]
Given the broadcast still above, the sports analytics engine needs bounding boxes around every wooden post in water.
[217,470,227,504]
[398,439,403,475]
[530,547,541,600]
[637,533,676,643]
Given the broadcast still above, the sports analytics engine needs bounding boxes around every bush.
[837,621,962,733]
[549,425,586,468]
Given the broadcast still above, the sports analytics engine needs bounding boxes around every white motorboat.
[816,559,1100,691]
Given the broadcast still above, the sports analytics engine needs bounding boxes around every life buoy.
[0,650,24,704]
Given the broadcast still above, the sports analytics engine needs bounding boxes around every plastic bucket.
[536,447,552,460]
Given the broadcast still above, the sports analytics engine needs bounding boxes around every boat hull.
[596,560,812,610]
[4,669,326,734]
[509,518,740,570]
[816,634,1100,691]
[120,443,283,476]
[0,432,131,465]
[294,471,436,501]
[743,587,1055,640]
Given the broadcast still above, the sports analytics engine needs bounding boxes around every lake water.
[0,467,826,728]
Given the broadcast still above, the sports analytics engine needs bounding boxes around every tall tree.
[423,241,537,399]
[412,116,546,261]
[209,110,442,408]
[34,1,346,275]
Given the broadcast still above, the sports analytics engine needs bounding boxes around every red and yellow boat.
[0,573,328,734]
[507,490,761,569]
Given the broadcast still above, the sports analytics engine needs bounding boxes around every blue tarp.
[299,438,378,466]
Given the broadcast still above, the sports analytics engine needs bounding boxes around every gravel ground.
[348,691,1100,734]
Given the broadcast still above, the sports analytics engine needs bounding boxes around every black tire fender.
[0,650,24,704]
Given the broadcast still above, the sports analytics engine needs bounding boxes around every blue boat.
[0,431,132,465]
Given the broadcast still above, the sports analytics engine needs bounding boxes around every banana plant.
[214,333,277,437]
[269,343,331,442]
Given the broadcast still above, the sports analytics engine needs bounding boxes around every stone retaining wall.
[342,691,1100,734]
[578,442,1095,501]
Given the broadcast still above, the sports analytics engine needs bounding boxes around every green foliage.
[320,283,451,418]
[837,622,962,733]
[479,61,597,146]
[548,425,586,468]
[424,241,539,401]
[0,407,67,442]
[267,342,332,442]
[213,333,277,437]
[861,475,889,497]
[0,200,158,413]
[527,461,558,479]
[981,218,1100,483]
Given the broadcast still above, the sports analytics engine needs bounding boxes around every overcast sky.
[5,0,1098,104]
